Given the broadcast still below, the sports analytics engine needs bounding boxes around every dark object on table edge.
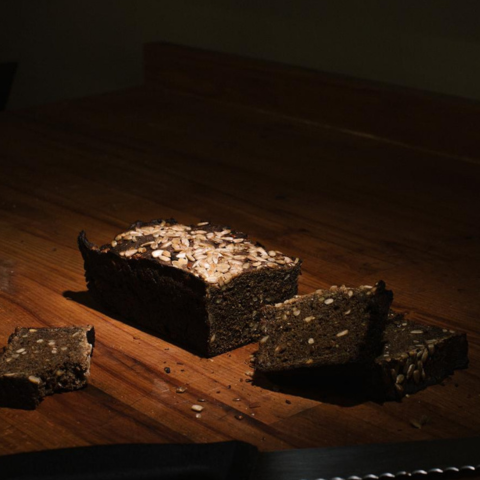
[1,437,480,480]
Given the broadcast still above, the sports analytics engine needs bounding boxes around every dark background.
[1,0,480,110]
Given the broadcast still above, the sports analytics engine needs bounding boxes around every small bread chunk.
[0,326,95,409]
[255,281,393,372]
[371,312,469,400]
[79,219,301,357]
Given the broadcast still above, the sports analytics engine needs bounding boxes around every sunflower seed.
[394,383,404,394]
[421,349,429,363]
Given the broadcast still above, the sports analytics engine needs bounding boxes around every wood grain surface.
[0,43,480,458]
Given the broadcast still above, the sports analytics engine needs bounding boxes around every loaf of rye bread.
[78,219,301,357]
[0,326,95,409]
[255,282,393,372]
[371,312,469,400]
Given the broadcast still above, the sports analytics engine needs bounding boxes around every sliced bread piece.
[255,281,392,372]
[0,325,95,409]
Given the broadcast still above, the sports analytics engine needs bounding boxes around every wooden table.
[1,43,479,458]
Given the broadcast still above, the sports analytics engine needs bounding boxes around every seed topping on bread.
[108,220,300,285]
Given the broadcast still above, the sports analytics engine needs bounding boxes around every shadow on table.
[62,290,206,357]
[63,290,162,338]
[63,290,124,320]
[253,367,379,407]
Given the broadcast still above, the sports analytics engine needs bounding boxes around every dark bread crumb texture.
[0,326,95,409]
[79,219,301,357]
[255,281,393,372]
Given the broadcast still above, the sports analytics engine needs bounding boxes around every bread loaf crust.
[79,219,301,356]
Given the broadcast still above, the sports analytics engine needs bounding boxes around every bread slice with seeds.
[371,312,468,400]
[255,281,392,372]
[78,219,301,357]
[0,326,95,409]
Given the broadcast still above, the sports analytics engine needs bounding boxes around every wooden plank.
[144,42,480,162]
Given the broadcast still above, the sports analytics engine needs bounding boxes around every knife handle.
[0,441,259,480]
